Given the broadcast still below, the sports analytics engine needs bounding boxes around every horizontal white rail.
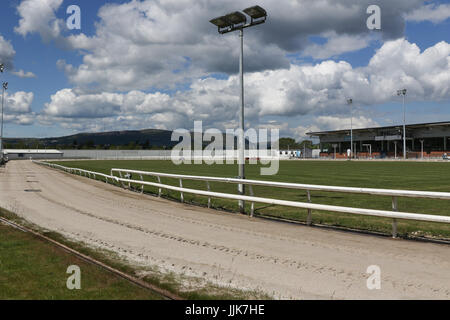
[35,161,113,181]
[113,176,450,224]
[33,161,450,238]
[110,168,450,200]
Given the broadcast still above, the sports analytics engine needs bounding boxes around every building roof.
[4,149,63,154]
[307,121,450,136]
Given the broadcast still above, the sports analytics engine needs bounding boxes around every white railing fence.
[33,160,450,238]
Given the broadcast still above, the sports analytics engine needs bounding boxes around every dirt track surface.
[1,161,449,299]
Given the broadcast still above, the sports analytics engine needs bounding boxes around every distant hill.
[4,129,176,149]
[3,128,249,150]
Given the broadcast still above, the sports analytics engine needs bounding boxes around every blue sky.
[0,0,449,139]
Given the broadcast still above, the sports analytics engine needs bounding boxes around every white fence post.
[206,181,211,208]
[392,196,398,238]
[249,185,255,217]
[179,179,184,203]
[157,176,162,197]
[306,190,312,226]
[118,171,125,188]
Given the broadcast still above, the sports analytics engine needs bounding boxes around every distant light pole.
[397,89,407,159]
[1,81,7,155]
[420,139,424,159]
[210,6,267,213]
[394,141,398,159]
[347,98,353,159]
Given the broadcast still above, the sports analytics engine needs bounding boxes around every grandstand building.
[308,121,450,159]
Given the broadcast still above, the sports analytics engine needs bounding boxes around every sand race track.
[0,161,449,299]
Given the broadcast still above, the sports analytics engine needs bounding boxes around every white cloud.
[15,0,425,92]
[406,3,450,24]
[41,39,450,132]
[245,39,449,118]
[0,35,15,70]
[367,40,450,101]
[4,114,35,126]
[11,69,36,78]
[314,115,379,131]
[290,125,319,140]
[2,91,35,125]
[43,89,177,118]
[41,88,190,131]
[38,112,188,133]
[12,0,446,133]
[58,0,289,92]
[14,0,64,42]
[5,91,34,114]
[0,32,36,79]
[302,32,373,60]
[289,115,379,141]
[43,89,122,118]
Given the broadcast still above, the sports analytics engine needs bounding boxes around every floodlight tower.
[397,89,407,159]
[0,63,6,156]
[1,81,7,155]
[347,98,353,159]
[210,6,267,213]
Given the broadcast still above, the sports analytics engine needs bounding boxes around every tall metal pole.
[238,29,245,213]
[351,102,353,159]
[0,83,6,157]
[397,89,407,160]
[210,6,267,214]
[347,99,353,160]
[0,64,4,156]
[0,86,5,154]
[402,94,406,160]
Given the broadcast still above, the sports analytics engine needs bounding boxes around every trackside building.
[3,149,64,160]
[307,121,450,159]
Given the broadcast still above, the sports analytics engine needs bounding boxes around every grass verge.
[0,207,270,300]
[0,212,160,299]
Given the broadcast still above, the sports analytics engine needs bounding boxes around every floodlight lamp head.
[2,82,8,90]
[209,16,232,29]
[243,5,267,20]
[224,11,247,26]
[347,98,353,104]
[0,64,4,73]
[210,6,267,34]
